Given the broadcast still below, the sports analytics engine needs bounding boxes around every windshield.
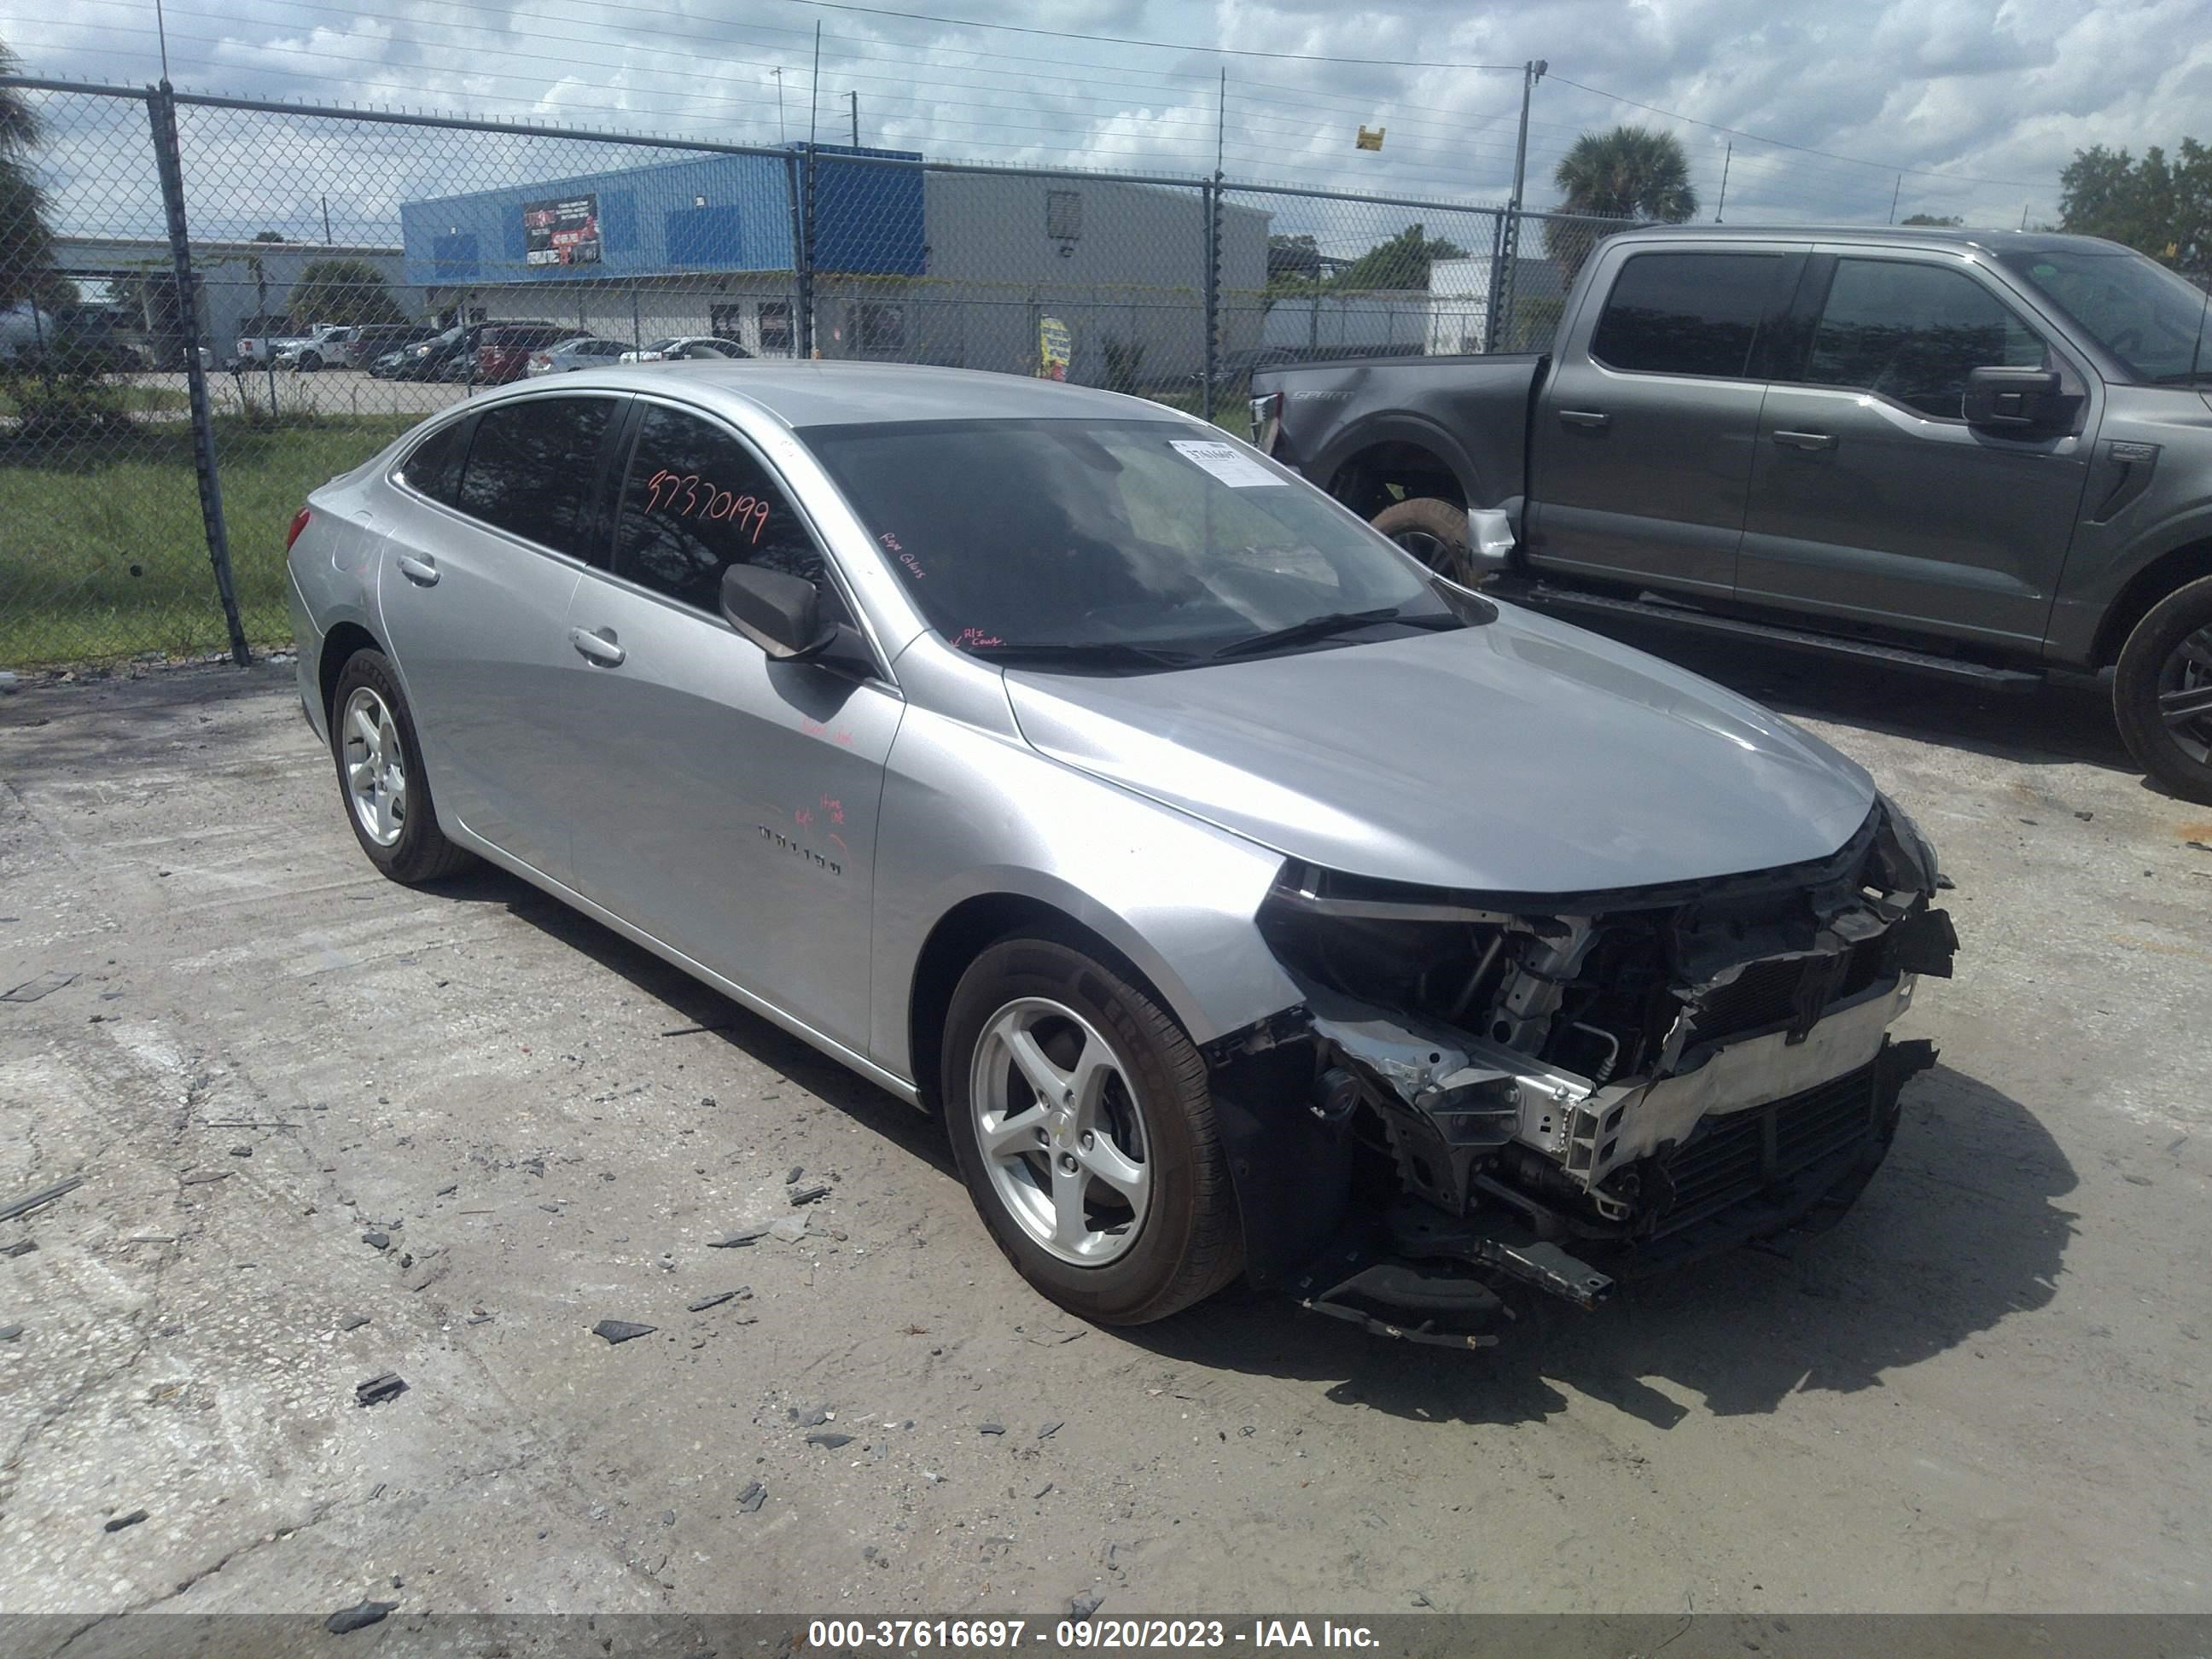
[801,416,1470,666]
[1999,245,2210,384]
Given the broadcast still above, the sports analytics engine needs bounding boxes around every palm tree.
[1,38,59,309]
[1540,125,1697,287]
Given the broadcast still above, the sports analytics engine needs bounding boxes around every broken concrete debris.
[0,1175,86,1222]
[1069,1593,1104,1616]
[360,1232,390,1251]
[805,1431,854,1449]
[591,1319,657,1344]
[0,1324,21,1342]
[102,1510,148,1533]
[354,1372,408,1407]
[736,1481,766,1513]
[324,1600,398,1634]
[1039,1421,1064,1440]
[1,969,78,1003]
[338,1314,370,1331]
[785,1166,804,1184]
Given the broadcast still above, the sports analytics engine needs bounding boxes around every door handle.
[396,554,439,586]
[1557,409,1610,429]
[1773,429,1837,451]
[568,626,626,667]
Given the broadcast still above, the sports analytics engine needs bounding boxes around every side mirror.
[720,564,836,660]
[1463,507,1516,582]
[1964,365,2066,432]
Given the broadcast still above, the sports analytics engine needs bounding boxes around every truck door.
[1737,251,2095,649]
[1528,244,1801,597]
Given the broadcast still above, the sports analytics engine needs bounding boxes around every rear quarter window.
[396,418,469,507]
[1590,251,1784,379]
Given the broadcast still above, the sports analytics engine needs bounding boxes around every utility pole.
[1715,143,1731,222]
[321,193,332,244]
[1215,66,1227,178]
[849,90,859,148]
[1889,173,1901,224]
[773,68,784,143]
[2020,202,2030,230]
[1487,57,1545,352]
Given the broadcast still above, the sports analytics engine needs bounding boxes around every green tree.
[252,230,288,243]
[1266,232,1322,295]
[1330,223,1468,293]
[2059,139,2210,272]
[286,257,410,328]
[1,39,59,309]
[1542,125,1697,282]
[1901,213,1965,226]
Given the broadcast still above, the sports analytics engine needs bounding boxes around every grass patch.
[0,382,189,419]
[0,415,413,668]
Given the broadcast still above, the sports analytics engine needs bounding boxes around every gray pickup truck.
[1249,224,2212,802]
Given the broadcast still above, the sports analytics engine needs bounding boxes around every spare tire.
[1371,496,1472,581]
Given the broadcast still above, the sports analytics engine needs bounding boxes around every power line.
[755,0,1523,70]
[1543,73,2045,189]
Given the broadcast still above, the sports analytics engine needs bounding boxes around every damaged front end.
[1213,795,1955,1348]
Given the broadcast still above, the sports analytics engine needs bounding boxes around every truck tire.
[1371,497,1473,582]
[2114,573,2212,806]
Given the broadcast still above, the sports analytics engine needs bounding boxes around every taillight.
[1249,391,1284,453]
[285,507,311,550]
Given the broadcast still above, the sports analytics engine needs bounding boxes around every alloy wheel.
[2159,625,2212,765]
[339,684,408,847]
[969,996,1151,1266]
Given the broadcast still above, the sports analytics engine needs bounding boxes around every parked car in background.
[231,312,300,369]
[527,336,631,376]
[1254,224,2212,804]
[277,327,357,371]
[284,361,1953,1343]
[620,335,751,364]
[338,324,441,370]
[469,323,576,385]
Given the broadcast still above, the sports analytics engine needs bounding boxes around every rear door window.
[610,403,848,623]
[1590,252,1784,378]
[1796,257,2049,419]
[452,395,616,556]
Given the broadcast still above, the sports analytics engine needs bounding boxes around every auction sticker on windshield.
[1168,439,1284,488]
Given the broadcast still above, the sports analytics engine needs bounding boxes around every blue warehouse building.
[399,144,1268,383]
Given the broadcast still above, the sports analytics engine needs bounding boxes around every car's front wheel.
[2115,574,2212,806]
[942,934,1242,1324]
[328,649,475,884]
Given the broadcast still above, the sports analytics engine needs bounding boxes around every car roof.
[1605,224,2133,259]
[517,360,1187,430]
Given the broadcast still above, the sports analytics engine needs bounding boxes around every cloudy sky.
[9,0,2211,237]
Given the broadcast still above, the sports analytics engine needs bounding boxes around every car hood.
[1002,604,1876,896]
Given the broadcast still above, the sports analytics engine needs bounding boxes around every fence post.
[1487,205,1522,355]
[795,146,817,356]
[1201,178,1220,422]
[148,80,249,667]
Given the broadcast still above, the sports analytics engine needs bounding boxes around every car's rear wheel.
[1371,496,1473,582]
[329,650,475,884]
[297,352,321,373]
[942,934,1242,1324]
[2115,574,2212,806]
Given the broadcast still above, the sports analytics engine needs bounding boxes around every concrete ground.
[1,637,2208,1629]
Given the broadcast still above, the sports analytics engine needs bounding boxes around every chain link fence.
[1,76,1636,672]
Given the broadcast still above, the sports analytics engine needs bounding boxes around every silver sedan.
[286,363,1953,1341]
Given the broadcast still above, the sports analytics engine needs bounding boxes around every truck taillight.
[1249,391,1283,454]
[285,508,311,551]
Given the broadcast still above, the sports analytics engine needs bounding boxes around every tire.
[941,934,1243,1324]
[1371,496,1473,581]
[2113,573,2212,806]
[298,352,321,373]
[328,649,475,884]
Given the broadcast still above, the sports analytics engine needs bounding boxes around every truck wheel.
[1371,497,1473,582]
[2115,573,2212,806]
[941,934,1243,1325]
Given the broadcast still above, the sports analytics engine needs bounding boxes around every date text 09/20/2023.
[806,1618,1381,1650]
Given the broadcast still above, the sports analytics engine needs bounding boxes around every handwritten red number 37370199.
[643,469,770,544]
